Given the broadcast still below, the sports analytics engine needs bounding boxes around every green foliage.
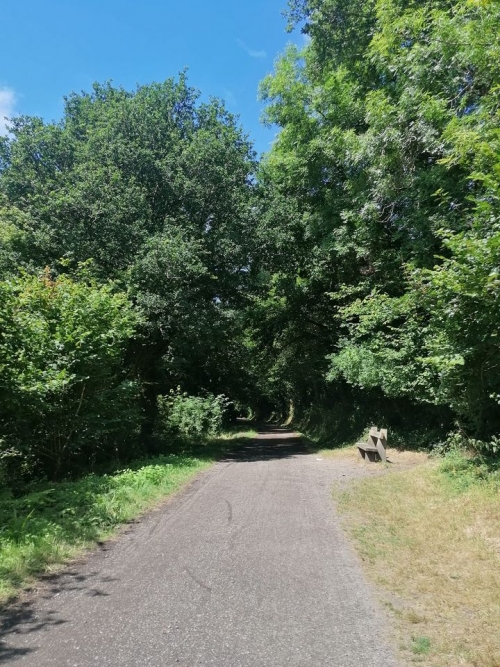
[436,443,500,495]
[0,76,256,284]
[0,196,31,277]
[0,269,141,479]
[1,0,499,495]
[252,0,500,447]
[157,391,231,441]
[325,222,500,434]
[0,74,258,481]
[414,226,500,433]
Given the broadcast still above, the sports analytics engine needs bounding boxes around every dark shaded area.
[223,425,316,462]
[0,567,119,663]
[289,388,453,453]
[155,422,315,463]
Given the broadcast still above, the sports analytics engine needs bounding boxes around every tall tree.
[252,0,500,441]
[0,75,258,449]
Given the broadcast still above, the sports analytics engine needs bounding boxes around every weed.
[406,611,427,625]
[411,636,431,655]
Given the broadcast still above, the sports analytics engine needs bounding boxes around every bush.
[157,390,230,442]
[0,269,141,481]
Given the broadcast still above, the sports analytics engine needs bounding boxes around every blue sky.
[0,1,303,154]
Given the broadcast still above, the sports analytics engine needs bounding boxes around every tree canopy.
[1,0,500,482]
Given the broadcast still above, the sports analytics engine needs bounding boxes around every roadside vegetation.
[0,428,256,605]
[335,450,500,666]
[252,0,500,455]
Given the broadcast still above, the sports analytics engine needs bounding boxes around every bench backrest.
[368,426,387,462]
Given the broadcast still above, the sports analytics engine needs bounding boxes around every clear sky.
[0,1,302,155]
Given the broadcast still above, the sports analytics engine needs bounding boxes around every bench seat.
[356,427,387,462]
[356,444,379,452]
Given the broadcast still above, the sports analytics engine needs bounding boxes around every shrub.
[157,390,230,442]
[0,269,141,480]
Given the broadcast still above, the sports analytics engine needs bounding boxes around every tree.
[0,75,258,458]
[252,0,500,441]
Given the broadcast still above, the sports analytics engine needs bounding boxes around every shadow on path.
[223,425,316,463]
[0,568,120,663]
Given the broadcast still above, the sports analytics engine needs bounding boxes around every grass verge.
[335,450,500,666]
[0,428,256,605]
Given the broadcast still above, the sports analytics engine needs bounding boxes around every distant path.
[0,427,399,666]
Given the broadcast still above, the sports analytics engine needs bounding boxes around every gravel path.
[0,427,400,666]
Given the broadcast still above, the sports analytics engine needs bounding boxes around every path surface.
[0,428,400,667]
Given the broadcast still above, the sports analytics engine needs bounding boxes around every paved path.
[0,428,400,666]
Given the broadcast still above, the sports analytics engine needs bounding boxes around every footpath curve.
[0,427,400,667]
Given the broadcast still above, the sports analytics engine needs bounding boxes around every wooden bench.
[357,426,387,463]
